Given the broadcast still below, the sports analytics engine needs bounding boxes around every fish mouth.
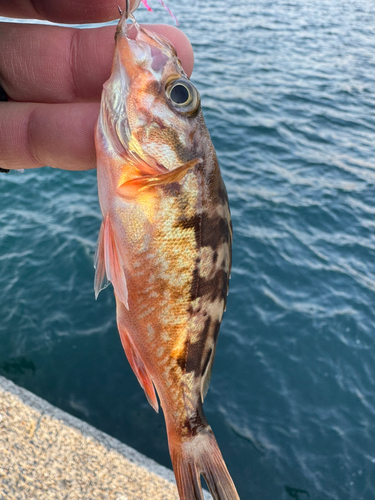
[115,3,178,74]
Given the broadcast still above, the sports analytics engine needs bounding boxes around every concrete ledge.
[0,375,211,500]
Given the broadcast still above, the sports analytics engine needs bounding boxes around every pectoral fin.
[129,150,168,176]
[116,157,202,198]
[94,215,129,309]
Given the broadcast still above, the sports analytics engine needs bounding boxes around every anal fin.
[117,324,159,413]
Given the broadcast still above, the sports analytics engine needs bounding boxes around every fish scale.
[95,6,239,500]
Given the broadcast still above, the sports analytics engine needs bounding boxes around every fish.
[94,3,240,500]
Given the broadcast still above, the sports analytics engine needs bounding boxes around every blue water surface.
[1,1,375,498]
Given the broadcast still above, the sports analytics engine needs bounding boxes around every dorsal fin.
[201,345,217,402]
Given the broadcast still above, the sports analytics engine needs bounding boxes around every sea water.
[1,1,375,498]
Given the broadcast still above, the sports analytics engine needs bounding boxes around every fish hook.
[116,1,129,40]
[121,0,142,17]
[119,0,130,18]
[116,0,140,40]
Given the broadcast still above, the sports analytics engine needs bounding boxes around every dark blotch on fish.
[185,317,211,375]
[183,409,208,437]
[201,213,230,250]
[175,214,201,237]
[191,269,229,304]
[175,212,231,252]
[176,346,188,371]
[190,266,200,302]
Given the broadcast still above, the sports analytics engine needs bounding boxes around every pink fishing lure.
[140,0,179,25]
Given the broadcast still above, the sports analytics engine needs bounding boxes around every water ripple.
[1,1,375,498]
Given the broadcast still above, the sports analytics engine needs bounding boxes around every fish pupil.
[170,84,189,104]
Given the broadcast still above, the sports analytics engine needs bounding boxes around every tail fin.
[169,427,240,500]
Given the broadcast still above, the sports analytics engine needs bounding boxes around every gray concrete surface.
[0,375,211,500]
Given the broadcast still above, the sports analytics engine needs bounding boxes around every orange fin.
[94,215,129,308]
[117,157,202,198]
[129,150,168,176]
[169,425,240,500]
[94,220,109,299]
[117,324,159,412]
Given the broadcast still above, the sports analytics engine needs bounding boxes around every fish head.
[102,18,205,172]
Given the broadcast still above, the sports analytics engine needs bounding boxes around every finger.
[0,102,99,171]
[0,0,139,24]
[0,23,194,103]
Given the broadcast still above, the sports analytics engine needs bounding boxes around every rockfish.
[94,5,239,500]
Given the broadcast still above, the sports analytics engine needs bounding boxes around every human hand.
[0,0,194,171]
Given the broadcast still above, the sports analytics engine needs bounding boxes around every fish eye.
[165,78,200,116]
[170,84,190,104]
